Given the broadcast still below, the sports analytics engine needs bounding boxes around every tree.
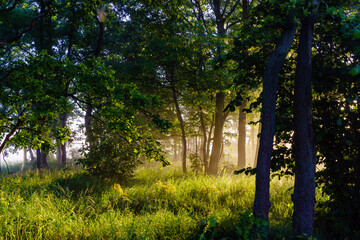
[292,0,319,235]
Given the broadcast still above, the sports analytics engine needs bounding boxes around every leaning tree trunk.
[170,69,187,174]
[253,22,297,226]
[208,92,227,175]
[237,100,247,168]
[292,1,319,235]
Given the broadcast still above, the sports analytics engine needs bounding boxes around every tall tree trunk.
[208,92,227,175]
[85,9,105,150]
[206,115,214,165]
[207,0,229,175]
[60,113,67,166]
[29,148,35,163]
[292,1,318,235]
[42,152,48,168]
[253,22,297,225]
[36,149,42,169]
[199,109,208,173]
[170,69,187,174]
[56,146,61,163]
[237,100,247,168]
[253,123,261,168]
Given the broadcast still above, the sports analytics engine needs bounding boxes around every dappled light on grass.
[0,164,318,239]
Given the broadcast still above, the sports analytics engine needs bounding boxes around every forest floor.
[0,161,328,239]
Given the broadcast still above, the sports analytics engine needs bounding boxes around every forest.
[0,0,359,239]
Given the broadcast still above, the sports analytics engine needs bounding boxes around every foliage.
[189,153,203,174]
[0,163,310,239]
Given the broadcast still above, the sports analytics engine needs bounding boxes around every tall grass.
[0,162,324,239]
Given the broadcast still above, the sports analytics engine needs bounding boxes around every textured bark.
[207,0,229,175]
[253,23,297,223]
[292,2,318,235]
[237,100,247,168]
[208,92,227,175]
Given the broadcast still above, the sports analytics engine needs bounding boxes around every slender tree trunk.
[60,113,67,166]
[86,10,105,150]
[29,148,35,163]
[292,2,318,235]
[253,123,261,168]
[199,109,208,173]
[36,149,42,169]
[170,69,187,173]
[207,0,229,175]
[206,116,214,165]
[253,22,297,224]
[56,146,61,163]
[238,100,247,168]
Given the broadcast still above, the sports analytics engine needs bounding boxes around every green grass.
[0,162,325,239]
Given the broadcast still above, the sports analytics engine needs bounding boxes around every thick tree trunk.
[42,152,48,168]
[292,2,318,235]
[237,100,247,168]
[253,23,297,224]
[208,92,227,175]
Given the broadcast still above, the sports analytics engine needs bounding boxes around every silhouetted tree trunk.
[238,100,247,168]
[253,20,297,226]
[292,1,319,235]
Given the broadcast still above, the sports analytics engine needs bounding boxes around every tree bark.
[199,108,208,173]
[60,112,68,166]
[237,100,247,168]
[208,92,227,175]
[253,22,297,224]
[170,69,187,173]
[36,149,42,169]
[207,0,229,175]
[292,2,318,235]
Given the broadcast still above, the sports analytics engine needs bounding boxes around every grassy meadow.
[0,161,328,239]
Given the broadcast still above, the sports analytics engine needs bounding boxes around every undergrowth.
[0,162,326,239]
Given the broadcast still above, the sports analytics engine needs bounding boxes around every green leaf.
[336,118,342,126]
[353,29,360,39]
[349,67,358,76]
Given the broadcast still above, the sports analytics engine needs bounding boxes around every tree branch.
[0,0,19,14]
[0,0,52,45]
